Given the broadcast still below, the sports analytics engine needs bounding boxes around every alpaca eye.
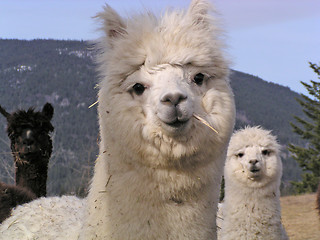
[132,83,145,95]
[236,153,244,158]
[193,73,205,86]
[262,150,270,156]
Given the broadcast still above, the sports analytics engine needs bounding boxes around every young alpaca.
[0,1,235,239]
[0,103,54,197]
[219,126,288,240]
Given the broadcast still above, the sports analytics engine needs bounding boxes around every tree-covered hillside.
[0,39,304,195]
[0,39,98,196]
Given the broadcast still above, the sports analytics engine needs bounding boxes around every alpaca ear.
[187,0,211,26]
[0,105,10,119]
[42,103,54,120]
[96,5,127,46]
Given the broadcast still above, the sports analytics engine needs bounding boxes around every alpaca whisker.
[193,114,219,134]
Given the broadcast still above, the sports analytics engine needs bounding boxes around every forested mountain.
[0,39,304,195]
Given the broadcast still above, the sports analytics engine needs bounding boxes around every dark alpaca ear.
[42,103,54,120]
[0,105,10,120]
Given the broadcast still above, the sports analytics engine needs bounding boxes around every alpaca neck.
[226,181,281,208]
[15,156,48,197]
[224,182,282,232]
[81,152,223,240]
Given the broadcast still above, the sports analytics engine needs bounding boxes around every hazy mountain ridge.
[0,39,304,195]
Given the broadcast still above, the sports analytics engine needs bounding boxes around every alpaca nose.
[249,159,258,165]
[160,91,187,106]
[23,139,34,146]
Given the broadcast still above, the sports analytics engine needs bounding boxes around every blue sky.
[1,0,319,94]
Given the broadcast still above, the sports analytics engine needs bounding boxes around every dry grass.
[281,193,320,240]
[193,114,218,134]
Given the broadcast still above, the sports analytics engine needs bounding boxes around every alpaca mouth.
[166,119,189,128]
[161,119,190,135]
[249,167,260,174]
[18,150,40,158]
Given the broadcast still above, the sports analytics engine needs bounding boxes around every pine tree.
[288,62,320,193]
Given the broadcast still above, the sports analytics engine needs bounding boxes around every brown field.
[281,193,320,240]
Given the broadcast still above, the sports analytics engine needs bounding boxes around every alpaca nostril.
[249,159,258,165]
[161,92,187,106]
[23,139,34,146]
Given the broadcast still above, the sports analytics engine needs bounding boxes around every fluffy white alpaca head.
[225,126,282,188]
[95,0,235,169]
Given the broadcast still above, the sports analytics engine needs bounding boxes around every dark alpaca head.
[0,103,54,164]
[0,103,54,197]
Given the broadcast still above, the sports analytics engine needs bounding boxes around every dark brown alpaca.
[0,182,36,223]
[0,103,54,223]
[0,103,54,197]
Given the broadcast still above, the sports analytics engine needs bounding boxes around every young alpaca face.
[225,127,282,188]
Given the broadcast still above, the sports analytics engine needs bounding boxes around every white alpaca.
[0,1,235,239]
[219,126,288,240]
